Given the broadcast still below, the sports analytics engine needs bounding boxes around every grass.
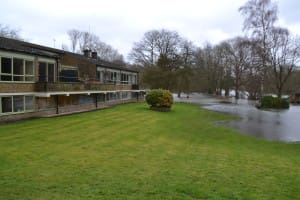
[0,103,299,200]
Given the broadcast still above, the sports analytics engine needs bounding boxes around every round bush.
[146,89,173,109]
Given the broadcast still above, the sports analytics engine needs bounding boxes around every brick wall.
[0,83,36,93]
[60,54,97,81]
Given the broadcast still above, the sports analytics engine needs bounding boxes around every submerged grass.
[0,103,299,199]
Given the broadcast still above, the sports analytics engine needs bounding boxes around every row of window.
[0,92,136,115]
[81,92,132,105]
[0,95,34,114]
[0,53,137,84]
[97,67,137,84]
[0,53,56,83]
[0,57,35,82]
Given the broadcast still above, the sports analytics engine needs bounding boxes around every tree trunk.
[225,88,230,97]
[277,87,282,99]
[235,86,239,99]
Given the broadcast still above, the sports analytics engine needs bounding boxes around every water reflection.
[175,93,300,142]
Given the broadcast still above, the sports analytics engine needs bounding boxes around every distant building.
[0,36,144,122]
[290,92,300,103]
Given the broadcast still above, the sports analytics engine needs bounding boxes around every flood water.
[175,93,300,142]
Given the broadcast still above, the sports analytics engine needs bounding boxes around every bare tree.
[268,28,300,98]
[129,29,182,67]
[67,29,124,63]
[194,43,222,94]
[129,29,185,90]
[176,39,196,96]
[67,29,82,52]
[78,31,95,51]
[129,30,159,66]
[94,41,124,64]
[239,0,278,96]
[214,42,234,96]
[225,37,253,99]
[0,24,21,39]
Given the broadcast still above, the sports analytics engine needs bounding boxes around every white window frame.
[0,51,35,83]
[107,69,120,83]
[97,67,105,83]
[121,72,130,85]
[121,91,131,100]
[38,59,56,82]
[132,73,137,85]
[60,65,79,82]
[0,95,35,115]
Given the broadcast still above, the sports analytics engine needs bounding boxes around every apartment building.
[0,36,144,122]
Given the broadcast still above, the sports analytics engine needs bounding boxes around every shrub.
[258,96,289,109]
[146,89,173,109]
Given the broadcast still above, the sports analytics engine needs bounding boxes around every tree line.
[129,0,300,99]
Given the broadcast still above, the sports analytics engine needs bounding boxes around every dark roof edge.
[0,36,65,54]
[0,36,138,73]
[96,63,138,73]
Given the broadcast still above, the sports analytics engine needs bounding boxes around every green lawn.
[0,103,299,200]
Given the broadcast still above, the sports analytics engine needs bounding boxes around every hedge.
[257,96,289,109]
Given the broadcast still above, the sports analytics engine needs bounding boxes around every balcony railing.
[35,82,133,92]
[35,76,137,92]
[131,84,139,90]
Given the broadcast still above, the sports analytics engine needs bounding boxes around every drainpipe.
[119,70,122,86]
[56,95,59,114]
[56,58,60,82]
[95,94,98,108]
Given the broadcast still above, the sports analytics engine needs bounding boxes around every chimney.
[83,49,91,57]
[91,51,98,59]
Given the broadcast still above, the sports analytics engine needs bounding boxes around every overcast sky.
[1,0,300,60]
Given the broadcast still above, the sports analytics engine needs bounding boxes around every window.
[0,55,34,82]
[1,57,12,81]
[38,61,55,82]
[121,73,129,84]
[0,95,35,115]
[25,96,34,110]
[38,62,47,82]
[48,63,55,82]
[96,93,106,102]
[13,58,24,81]
[108,92,120,101]
[60,65,79,82]
[79,95,93,105]
[121,92,131,100]
[107,70,120,83]
[96,67,105,83]
[132,74,137,84]
[110,72,117,82]
[25,61,34,81]
[13,96,24,112]
[97,71,104,83]
[1,97,12,113]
